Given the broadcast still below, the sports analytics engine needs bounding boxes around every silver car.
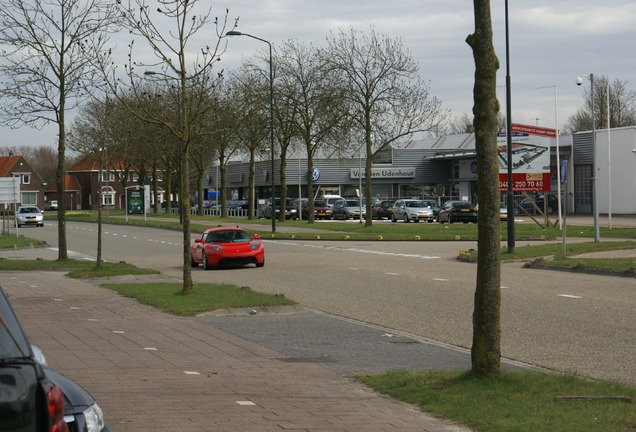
[391,199,436,223]
[15,206,44,227]
[332,198,366,220]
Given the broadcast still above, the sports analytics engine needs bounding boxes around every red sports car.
[190,227,265,269]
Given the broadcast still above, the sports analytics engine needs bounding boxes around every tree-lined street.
[34,220,636,385]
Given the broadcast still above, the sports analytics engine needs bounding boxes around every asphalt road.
[31,220,636,385]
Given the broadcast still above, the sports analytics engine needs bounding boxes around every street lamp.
[226,30,276,233]
[577,73,600,242]
[144,70,184,223]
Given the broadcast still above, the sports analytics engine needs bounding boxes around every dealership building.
[205,125,636,216]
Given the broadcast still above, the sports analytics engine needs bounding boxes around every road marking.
[432,278,448,281]
[236,401,256,406]
[275,241,440,259]
[184,371,200,375]
[386,272,399,276]
[558,294,582,299]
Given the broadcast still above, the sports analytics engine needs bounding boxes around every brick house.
[48,155,166,211]
[0,155,46,210]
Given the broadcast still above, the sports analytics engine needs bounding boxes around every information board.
[497,123,554,192]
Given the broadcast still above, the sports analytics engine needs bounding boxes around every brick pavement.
[3,269,473,432]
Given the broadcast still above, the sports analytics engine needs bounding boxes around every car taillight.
[47,385,68,432]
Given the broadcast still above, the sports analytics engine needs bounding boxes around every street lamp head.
[225,30,243,37]
[144,71,157,76]
[576,76,584,86]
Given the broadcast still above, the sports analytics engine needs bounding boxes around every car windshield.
[206,230,251,243]
[405,201,429,208]
[344,200,361,206]
[314,201,327,207]
[422,200,438,208]
[19,207,39,214]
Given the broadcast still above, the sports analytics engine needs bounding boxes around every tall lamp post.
[504,0,515,253]
[226,30,276,233]
[577,73,600,242]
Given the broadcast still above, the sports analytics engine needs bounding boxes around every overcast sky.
[3,0,635,148]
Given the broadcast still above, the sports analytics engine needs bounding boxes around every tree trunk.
[467,0,502,378]
[56,109,68,260]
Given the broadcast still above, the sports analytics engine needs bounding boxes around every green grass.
[360,370,636,432]
[59,211,636,241]
[0,257,160,277]
[0,233,46,249]
[459,241,636,274]
[102,282,295,316]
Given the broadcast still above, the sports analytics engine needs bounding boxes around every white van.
[319,194,343,209]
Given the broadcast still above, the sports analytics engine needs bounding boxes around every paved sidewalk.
[4,269,472,432]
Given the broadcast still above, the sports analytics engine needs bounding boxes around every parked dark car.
[371,200,396,220]
[301,200,332,220]
[438,200,478,223]
[519,195,558,215]
[263,198,299,219]
[0,286,110,432]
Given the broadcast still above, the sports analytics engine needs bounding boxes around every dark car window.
[454,201,474,209]
[0,288,31,360]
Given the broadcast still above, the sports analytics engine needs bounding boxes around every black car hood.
[44,367,94,414]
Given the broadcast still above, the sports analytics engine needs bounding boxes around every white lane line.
[558,294,582,299]
[275,241,440,259]
[432,278,448,281]
[386,272,399,276]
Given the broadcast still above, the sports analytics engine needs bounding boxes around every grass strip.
[102,282,295,316]
[0,258,159,279]
[360,370,635,432]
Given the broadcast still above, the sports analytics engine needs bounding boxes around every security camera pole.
[577,73,600,242]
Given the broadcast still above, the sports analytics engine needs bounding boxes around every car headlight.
[210,245,224,251]
[250,242,261,250]
[84,403,105,432]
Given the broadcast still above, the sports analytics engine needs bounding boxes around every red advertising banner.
[499,172,551,192]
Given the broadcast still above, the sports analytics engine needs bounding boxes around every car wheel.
[256,259,264,268]
[448,215,453,223]
[190,253,199,268]
[403,213,409,223]
[391,213,397,223]
[202,252,212,270]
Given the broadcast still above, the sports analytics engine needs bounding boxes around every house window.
[21,174,31,184]
[21,192,37,205]
[101,172,115,182]
[101,192,115,206]
[132,172,139,182]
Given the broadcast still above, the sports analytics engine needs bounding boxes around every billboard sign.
[497,123,554,192]
[126,188,144,215]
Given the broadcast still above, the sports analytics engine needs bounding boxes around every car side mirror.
[252,234,260,240]
[194,238,204,244]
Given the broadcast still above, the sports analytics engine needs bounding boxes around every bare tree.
[107,0,233,293]
[227,67,270,220]
[326,27,448,226]
[466,0,502,378]
[447,112,506,135]
[564,76,636,133]
[273,40,347,223]
[0,0,120,260]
